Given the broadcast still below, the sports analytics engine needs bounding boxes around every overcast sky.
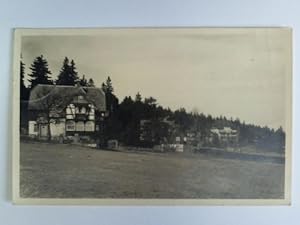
[21,28,291,130]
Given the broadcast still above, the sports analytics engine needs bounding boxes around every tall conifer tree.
[56,57,79,85]
[28,55,52,89]
[87,78,95,87]
[20,59,27,98]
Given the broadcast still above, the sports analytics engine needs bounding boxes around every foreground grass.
[20,142,285,199]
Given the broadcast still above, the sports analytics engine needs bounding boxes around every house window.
[89,104,95,112]
[88,114,95,120]
[81,107,86,114]
[89,108,94,114]
[76,121,85,131]
[78,95,84,100]
[66,120,75,131]
[85,121,95,132]
[66,107,71,114]
[75,107,80,114]
[88,105,95,120]
[66,106,75,119]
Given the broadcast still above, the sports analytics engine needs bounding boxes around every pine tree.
[101,82,107,92]
[135,92,142,102]
[101,77,118,115]
[20,60,26,97]
[70,59,79,83]
[105,76,114,93]
[20,59,29,131]
[79,75,88,86]
[56,57,70,85]
[87,78,95,87]
[56,57,79,85]
[144,97,156,106]
[28,55,52,89]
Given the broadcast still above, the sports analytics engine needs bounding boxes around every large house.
[210,127,239,147]
[28,84,107,143]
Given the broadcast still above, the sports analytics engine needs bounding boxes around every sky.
[21,28,291,130]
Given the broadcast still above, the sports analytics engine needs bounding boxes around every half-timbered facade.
[28,84,107,142]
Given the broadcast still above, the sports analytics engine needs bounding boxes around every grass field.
[20,142,285,199]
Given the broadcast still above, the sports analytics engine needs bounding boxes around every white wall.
[50,122,65,137]
[28,121,37,136]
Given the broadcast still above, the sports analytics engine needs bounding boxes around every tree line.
[20,55,286,152]
[106,91,285,152]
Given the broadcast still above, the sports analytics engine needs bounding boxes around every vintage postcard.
[12,28,292,205]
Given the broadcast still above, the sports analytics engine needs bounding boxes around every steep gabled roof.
[28,84,106,112]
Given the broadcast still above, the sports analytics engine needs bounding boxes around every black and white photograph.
[12,28,292,204]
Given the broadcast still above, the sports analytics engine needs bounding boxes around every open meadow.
[20,142,285,199]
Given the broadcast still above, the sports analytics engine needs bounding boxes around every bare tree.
[33,87,66,140]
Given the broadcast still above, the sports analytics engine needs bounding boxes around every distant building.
[27,84,107,142]
[210,127,239,147]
